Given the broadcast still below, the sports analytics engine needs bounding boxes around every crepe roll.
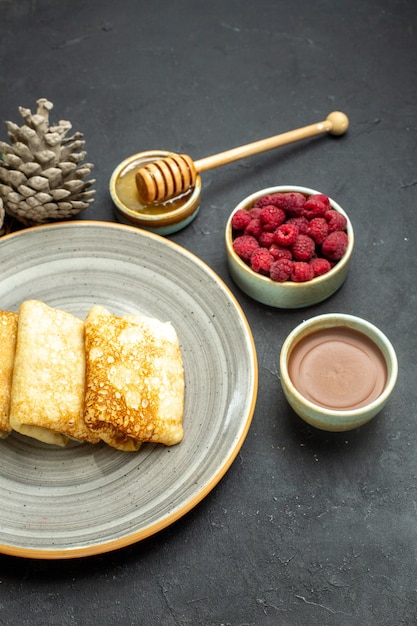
[9,300,99,446]
[84,305,184,451]
[0,310,18,438]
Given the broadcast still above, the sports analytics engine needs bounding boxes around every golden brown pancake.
[9,300,99,446]
[84,305,184,451]
[0,310,18,438]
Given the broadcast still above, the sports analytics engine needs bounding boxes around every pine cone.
[0,98,95,226]
[0,197,4,233]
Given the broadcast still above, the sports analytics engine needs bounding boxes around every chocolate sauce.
[288,327,387,410]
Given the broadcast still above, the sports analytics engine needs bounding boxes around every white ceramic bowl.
[279,313,398,431]
[110,150,201,235]
[225,185,354,308]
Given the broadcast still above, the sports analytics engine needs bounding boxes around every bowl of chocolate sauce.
[279,313,398,431]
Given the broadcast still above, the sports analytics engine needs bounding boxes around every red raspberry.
[303,195,328,219]
[310,257,332,277]
[287,215,309,235]
[231,209,251,231]
[259,205,286,231]
[254,192,306,215]
[308,217,329,244]
[279,193,307,216]
[314,193,331,209]
[270,258,294,282]
[269,243,292,261]
[233,235,259,262]
[245,218,263,239]
[325,209,348,233]
[253,194,281,208]
[322,231,348,261]
[249,206,262,219]
[274,222,299,246]
[291,261,314,282]
[291,234,315,261]
[250,248,273,275]
[259,230,276,247]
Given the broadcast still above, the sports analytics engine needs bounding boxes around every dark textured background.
[0,1,416,624]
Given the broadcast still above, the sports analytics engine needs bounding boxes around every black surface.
[0,1,416,624]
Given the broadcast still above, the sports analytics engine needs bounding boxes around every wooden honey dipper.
[135,111,349,204]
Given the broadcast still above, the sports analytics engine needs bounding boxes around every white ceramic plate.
[0,221,257,559]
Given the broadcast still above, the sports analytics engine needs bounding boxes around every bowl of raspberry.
[225,185,354,308]
[279,313,398,431]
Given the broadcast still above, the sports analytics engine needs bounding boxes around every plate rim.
[0,220,258,559]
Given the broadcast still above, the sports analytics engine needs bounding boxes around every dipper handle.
[135,111,348,203]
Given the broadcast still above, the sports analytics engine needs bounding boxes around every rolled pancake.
[84,305,184,451]
[0,310,18,439]
[9,300,99,446]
